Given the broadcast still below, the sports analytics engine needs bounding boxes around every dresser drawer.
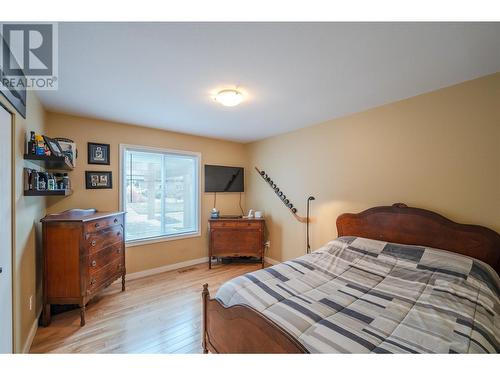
[210,220,263,229]
[211,230,262,255]
[87,258,123,294]
[85,225,124,254]
[210,221,237,228]
[236,221,262,229]
[84,215,123,234]
[88,242,124,274]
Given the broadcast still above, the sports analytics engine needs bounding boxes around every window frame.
[119,143,202,247]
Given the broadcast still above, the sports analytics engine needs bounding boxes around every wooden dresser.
[41,209,126,327]
[208,218,265,269]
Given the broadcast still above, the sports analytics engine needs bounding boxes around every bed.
[201,203,500,353]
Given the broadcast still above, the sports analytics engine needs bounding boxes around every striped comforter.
[215,236,500,353]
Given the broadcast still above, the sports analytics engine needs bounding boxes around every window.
[120,145,200,244]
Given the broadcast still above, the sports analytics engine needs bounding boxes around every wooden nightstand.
[208,218,265,269]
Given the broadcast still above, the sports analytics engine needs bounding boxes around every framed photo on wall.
[85,171,112,189]
[54,138,77,168]
[0,68,27,118]
[88,142,110,165]
[43,136,64,157]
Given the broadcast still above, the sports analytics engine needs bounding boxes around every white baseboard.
[264,256,280,265]
[125,257,209,281]
[22,310,40,353]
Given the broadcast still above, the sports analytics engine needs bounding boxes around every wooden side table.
[208,218,265,269]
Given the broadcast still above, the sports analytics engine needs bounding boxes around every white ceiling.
[38,22,500,143]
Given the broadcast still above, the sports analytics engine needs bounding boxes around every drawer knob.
[95,223,100,228]
[91,240,96,246]
[91,260,97,267]
[114,218,118,223]
[117,231,121,236]
[116,248,121,254]
[90,278,96,285]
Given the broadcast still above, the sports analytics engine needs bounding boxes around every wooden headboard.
[336,203,500,275]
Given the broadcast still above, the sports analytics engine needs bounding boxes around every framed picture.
[85,171,112,189]
[43,136,64,157]
[0,67,27,118]
[55,138,77,168]
[88,142,110,165]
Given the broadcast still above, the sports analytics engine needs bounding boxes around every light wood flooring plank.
[30,262,263,353]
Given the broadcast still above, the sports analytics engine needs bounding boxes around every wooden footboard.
[202,284,308,353]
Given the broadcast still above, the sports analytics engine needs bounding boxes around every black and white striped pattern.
[216,237,500,353]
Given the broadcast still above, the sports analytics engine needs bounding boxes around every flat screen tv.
[204,165,244,192]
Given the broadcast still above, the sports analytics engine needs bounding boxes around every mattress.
[215,236,500,353]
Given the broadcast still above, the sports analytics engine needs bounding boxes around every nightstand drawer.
[211,230,262,254]
[210,220,263,229]
[236,221,262,229]
[210,221,238,228]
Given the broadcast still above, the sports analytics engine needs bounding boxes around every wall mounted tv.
[204,165,244,192]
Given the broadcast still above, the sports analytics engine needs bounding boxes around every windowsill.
[125,231,201,248]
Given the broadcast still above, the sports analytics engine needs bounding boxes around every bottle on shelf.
[54,173,63,189]
[62,173,70,190]
[47,173,56,190]
[24,169,32,190]
[37,172,48,190]
[27,132,36,155]
[32,171,39,191]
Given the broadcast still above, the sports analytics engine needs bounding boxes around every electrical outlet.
[29,295,33,311]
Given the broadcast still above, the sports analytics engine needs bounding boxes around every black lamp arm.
[306,196,315,253]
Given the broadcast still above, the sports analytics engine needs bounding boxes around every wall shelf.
[23,154,74,171]
[24,189,73,197]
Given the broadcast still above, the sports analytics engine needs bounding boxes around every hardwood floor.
[30,262,264,353]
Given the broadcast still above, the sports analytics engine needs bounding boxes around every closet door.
[0,104,13,353]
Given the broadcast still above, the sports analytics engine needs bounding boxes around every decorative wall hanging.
[88,142,110,165]
[85,171,112,189]
[54,138,77,168]
[254,166,313,224]
[0,70,27,118]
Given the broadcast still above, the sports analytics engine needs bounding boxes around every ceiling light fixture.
[214,89,243,107]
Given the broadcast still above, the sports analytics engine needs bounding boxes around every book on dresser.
[41,209,126,327]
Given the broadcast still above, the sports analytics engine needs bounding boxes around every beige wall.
[246,73,500,262]
[1,91,47,353]
[45,112,247,274]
